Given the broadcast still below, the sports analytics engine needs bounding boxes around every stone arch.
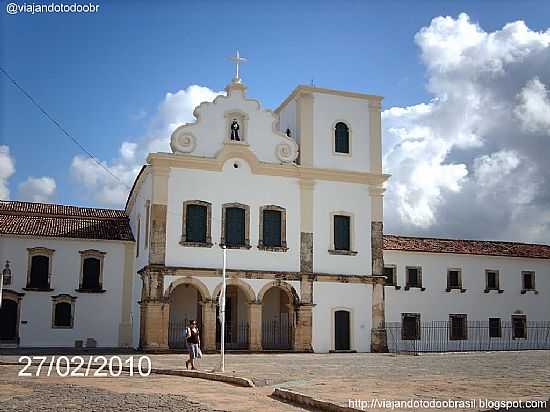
[258,280,300,306]
[212,277,256,303]
[165,276,211,301]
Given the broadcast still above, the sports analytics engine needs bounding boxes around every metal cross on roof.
[228,50,247,82]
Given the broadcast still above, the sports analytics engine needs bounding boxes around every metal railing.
[216,320,249,350]
[262,313,295,350]
[386,320,550,353]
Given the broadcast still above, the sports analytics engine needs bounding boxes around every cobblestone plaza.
[1,351,548,411]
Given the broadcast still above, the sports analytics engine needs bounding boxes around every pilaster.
[248,302,262,351]
[296,93,314,167]
[149,165,169,265]
[139,269,169,351]
[202,300,217,352]
[300,179,315,273]
[370,278,388,352]
[300,274,314,304]
[149,204,167,265]
[294,304,314,352]
[368,99,383,174]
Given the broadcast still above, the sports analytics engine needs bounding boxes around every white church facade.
[1,73,549,353]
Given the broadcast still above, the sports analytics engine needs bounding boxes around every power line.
[0,65,131,191]
[0,66,225,225]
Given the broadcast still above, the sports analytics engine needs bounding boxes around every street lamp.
[0,260,11,309]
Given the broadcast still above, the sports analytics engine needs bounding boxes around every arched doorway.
[260,285,296,350]
[334,310,351,351]
[0,293,22,345]
[215,284,251,350]
[167,281,207,349]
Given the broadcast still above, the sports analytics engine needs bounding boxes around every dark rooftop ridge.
[383,234,550,260]
[0,200,133,242]
[0,200,127,219]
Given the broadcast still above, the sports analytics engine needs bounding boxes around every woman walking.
[185,320,201,370]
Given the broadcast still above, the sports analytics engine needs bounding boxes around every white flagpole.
[220,245,227,372]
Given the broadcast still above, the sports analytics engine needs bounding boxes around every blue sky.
[2,0,550,242]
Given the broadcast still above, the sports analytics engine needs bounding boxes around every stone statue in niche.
[230,119,241,141]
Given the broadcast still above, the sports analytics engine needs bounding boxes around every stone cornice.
[146,145,390,186]
[275,85,383,114]
[138,264,381,284]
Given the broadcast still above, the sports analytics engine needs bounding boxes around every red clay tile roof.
[383,234,550,259]
[0,200,134,242]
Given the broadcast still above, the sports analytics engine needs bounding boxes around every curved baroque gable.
[170,83,298,164]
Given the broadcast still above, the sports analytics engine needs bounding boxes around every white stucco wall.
[127,171,152,348]
[277,99,297,144]
[312,282,372,353]
[313,181,372,275]
[311,92,371,172]
[0,236,129,347]
[128,171,152,272]
[384,250,550,323]
[165,159,301,272]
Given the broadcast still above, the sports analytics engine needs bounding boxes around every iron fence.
[262,313,295,350]
[386,320,550,353]
[216,320,249,350]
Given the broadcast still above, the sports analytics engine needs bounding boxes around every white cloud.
[119,142,138,162]
[70,155,141,207]
[70,85,224,206]
[473,150,520,189]
[18,176,56,202]
[383,13,550,243]
[0,145,16,200]
[515,77,550,133]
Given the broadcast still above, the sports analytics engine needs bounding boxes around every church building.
[1,66,549,353]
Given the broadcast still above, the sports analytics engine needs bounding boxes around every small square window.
[26,247,55,291]
[383,266,396,286]
[449,314,467,340]
[489,318,501,338]
[262,210,282,247]
[186,204,208,243]
[334,122,350,154]
[334,215,351,251]
[512,315,527,339]
[225,207,246,247]
[522,271,535,291]
[401,313,421,340]
[406,267,422,288]
[485,270,499,291]
[51,294,76,329]
[447,269,462,289]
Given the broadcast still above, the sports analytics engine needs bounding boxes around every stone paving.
[0,372,219,411]
[0,365,308,412]
[0,351,549,411]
